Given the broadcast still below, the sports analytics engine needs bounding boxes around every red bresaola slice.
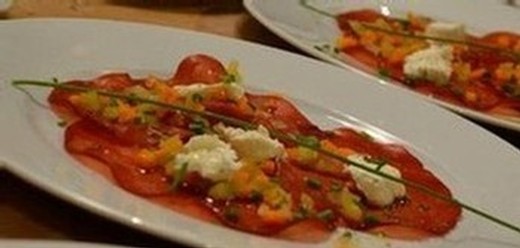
[48,54,463,242]
[65,119,171,196]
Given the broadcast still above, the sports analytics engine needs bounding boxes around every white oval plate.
[243,0,520,132]
[0,18,519,248]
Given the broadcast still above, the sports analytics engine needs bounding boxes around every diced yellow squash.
[257,202,293,224]
[208,182,235,200]
[327,190,363,222]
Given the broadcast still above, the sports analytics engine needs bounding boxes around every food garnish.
[301,0,520,120]
[11,54,519,243]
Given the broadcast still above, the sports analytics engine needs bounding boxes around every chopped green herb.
[395,18,411,30]
[364,214,380,225]
[57,120,67,127]
[403,76,416,86]
[223,205,239,223]
[342,231,353,239]
[108,97,118,106]
[250,190,263,203]
[269,177,281,184]
[314,44,332,52]
[294,206,310,220]
[316,209,335,221]
[191,93,204,103]
[330,182,343,192]
[52,77,59,84]
[171,162,189,191]
[127,93,139,105]
[189,118,208,134]
[503,82,520,98]
[295,135,320,149]
[377,68,391,79]
[222,74,237,84]
[305,177,322,190]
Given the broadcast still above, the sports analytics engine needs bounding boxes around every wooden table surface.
[1,1,519,247]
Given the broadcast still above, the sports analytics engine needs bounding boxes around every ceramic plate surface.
[0,18,519,248]
[244,0,520,132]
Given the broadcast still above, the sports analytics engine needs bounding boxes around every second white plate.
[244,0,520,132]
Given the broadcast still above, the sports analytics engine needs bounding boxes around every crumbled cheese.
[347,154,406,207]
[174,82,245,101]
[425,22,466,44]
[403,45,453,85]
[214,123,285,162]
[174,134,241,181]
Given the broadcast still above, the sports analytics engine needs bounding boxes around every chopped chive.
[223,74,236,84]
[189,118,208,134]
[124,93,141,105]
[377,68,391,79]
[191,93,204,103]
[250,190,263,203]
[317,209,335,221]
[223,205,239,223]
[342,231,353,238]
[330,182,343,192]
[364,214,380,225]
[294,206,309,220]
[403,76,417,86]
[171,162,188,191]
[305,177,322,190]
[57,120,68,127]
[295,135,320,149]
[395,18,411,29]
[269,177,281,184]
[109,97,118,106]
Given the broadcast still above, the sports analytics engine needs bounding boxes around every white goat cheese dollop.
[347,154,406,207]
[174,134,241,181]
[215,124,285,162]
[403,45,453,85]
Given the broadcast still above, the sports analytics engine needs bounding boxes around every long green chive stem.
[299,0,520,62]
[299,0,335,18]
[361,24,520,62]
[11,80,520,235]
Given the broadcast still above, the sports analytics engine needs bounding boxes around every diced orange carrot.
[464,91,478,103]
[470,68,487,80]
[117,102,137,123]
[360,31,378,45]
[336,35,359,49]
[388,48,408,64]
[136,149,158,168]
[495,63,515,81]
[496,35,512,48]
[260,160,276,176]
